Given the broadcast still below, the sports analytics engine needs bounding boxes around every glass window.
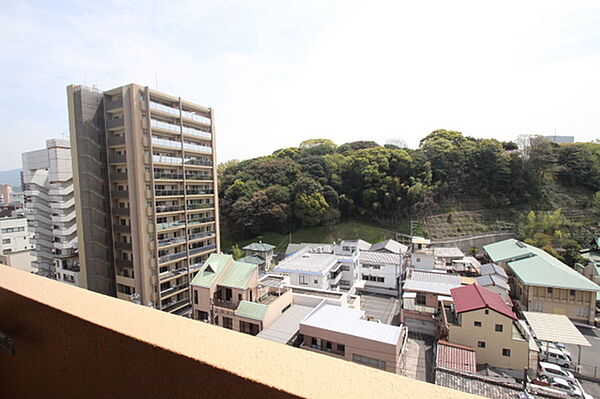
[502,348,511,357]
[495,324,503,332]
[474,321,482,327]
[477,341,486,348]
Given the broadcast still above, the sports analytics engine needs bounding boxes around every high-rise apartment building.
[22,139,79,283]
[0,184,13,204]
[67,84,220,315]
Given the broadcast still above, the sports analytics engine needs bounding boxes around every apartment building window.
[372,265,381,270]
[502,348,511,357]
[477,341,486,348]
[198,311,208,321]
[223,317,233,330]
[336,344,345,355]
[474,321,482,327]
[225,288,232,302]
[299,275,308,285]
[547,287,553,294]
[352,354,386,370]
[495,324,503,332]
[569,290,576,297]
[416,293,426,305]
[340,265,350,271]
[313,279,318,284]
[2,239,10,244]
[376,277,384,283]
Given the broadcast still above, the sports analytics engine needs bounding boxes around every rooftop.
[522,311,590,347]
[404,271,462,296]
[479,263,508,279]
[434,247,465,258]
[273,247,337,275]
[436,340,477,373]
[256,304,315,344]
[243,242,276,252]
[300,304,402,345]
[476,275,510,291]
[190,254,257,290]
[370,239,407,254]
[190,253,231,288]
[234,301,268,321]
[485,239,600,292]
[238,255,265,265]
[341,239,372,251]
[219,261,256,290]
[359,251,402,265]
[450,284,517,320]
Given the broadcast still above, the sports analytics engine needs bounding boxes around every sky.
[1,0,599,171]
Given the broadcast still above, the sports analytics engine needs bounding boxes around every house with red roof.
[442,284,538,377]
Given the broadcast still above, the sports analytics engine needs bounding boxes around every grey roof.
[480,263,508,279]
[300,304,402,345]
[256,305,315,344]
[403,271,462,295]
[477,275,510,291]
[284,242,332,255]
[238,255,265,265]
[369,239,407,254]
[435,367,565,399]
[341,239,372,251]
[359,251,402,265]
[274,247,337,275]
[242,242,276,251]
[434,247,465,258]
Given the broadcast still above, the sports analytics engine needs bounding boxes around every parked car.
[538,362,577,384]
[539,375,583,398]
[539,345,574,368]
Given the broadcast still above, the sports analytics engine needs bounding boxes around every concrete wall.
[448,308,530,372]
[432,232,516,253]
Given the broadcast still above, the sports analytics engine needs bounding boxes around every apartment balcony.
[113,224,131,233]
[154,173,184,181]
[150,101,180,117]
[185,189,215,196]
[159,266,189,281]
[188,232,215,242]
[157,236,186,248]
[49,185,74,196]
[110,172,128,181]
[156,204,185,214]
[50,197,74,209]
[112,207,130,216]
[0,266,468,399]
[107,136,126,147]
[156,221,186,232]
[116,274,135,287]
[159,251,188,264]
[181,110,211,127]
[107,118,124,129]
[189,262,204,272]
[111,190,129,199]
[187,218,215,227]
[184,158,213,168]
[213,299,238,310]
[116,258,133,268]
[189,244,216,256]
[185,174,214,182]
[155,189,184,198]
[105,97,123,111]
[153,155,183,166]
[161,297,190,313]
[160,282,189,298]
[109,154,127,164]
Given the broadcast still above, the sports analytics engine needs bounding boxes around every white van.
[538,362,577,384]
[539,346,574,368]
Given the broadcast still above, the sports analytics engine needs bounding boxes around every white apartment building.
[0,217,36,273]
[22,139,79,285]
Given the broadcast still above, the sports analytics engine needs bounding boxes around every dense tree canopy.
[218,133,599,237]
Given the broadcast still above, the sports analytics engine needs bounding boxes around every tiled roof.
[370,239,407,254]
[436,341,476,373]
[242,242,276,252]
[359,251,402,265]
[450,284,517,320]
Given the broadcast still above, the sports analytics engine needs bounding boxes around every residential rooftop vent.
[515,241,526,248]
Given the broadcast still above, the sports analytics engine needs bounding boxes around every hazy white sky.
[1,1,599,170]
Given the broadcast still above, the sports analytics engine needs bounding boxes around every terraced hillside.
[425,210,515,240]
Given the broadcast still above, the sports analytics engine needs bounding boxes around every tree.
[231,245,243,260]
[299,138,337,151]
[294,193,329,226]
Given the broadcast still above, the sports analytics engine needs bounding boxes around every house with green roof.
[242,241,276,271]
[484,239,600,325]
[190,253,293,335]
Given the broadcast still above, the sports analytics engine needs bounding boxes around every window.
[223,317,233,330]
[416,257,421,262]
[2,238,10,244]
[416,293,426,305]
[314,279,318,284]
[193,290,198,304]
[547,287,553,294]
[352,354,386,370]
[299,275,307,285]
[502,348,511,357]
[484,309,489,315]
[372,265,381,270]
[495,324,503,332]
[340,265,350,271]
[376,277,384,283]
[336,344,345,355]
[311,337,317,348]
[239,321,260,336]
[198,311,208,321]
[569,290,576,297]
[474,321,482,327]
[477,341,486,348]
[225,288,232,301]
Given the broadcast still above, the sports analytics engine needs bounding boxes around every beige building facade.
[68,84,220,315]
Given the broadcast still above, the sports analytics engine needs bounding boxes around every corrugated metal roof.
[483,239,531,262]
[479,263,508,279]
[450,284,517,320]
[256,305,315,344]
[403,280,460,296]
[219,261,256,289]
[234,301,267,321]
[522,311,591,347]
[436,340,476,372]
[359,251,402,265]
[238,255,264,265]
[410,271,462,284]
[190,254,231,288]
[299,304,402,345]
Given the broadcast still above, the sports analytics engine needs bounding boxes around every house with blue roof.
[483,239,600,325]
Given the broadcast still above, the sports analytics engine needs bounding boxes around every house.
[274,243,360,292]
[402,270,462,336]
[242,241,276,270]
[337,239,372,255]
[436,340,477,373]
[359,251,403,295]
[190,254,293,335]
[434,247,465,267]
[443,284,538,377]
[484,239,600,325]
[299,303,408,374]
[477,263,510,302]
[410,236,435,269]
